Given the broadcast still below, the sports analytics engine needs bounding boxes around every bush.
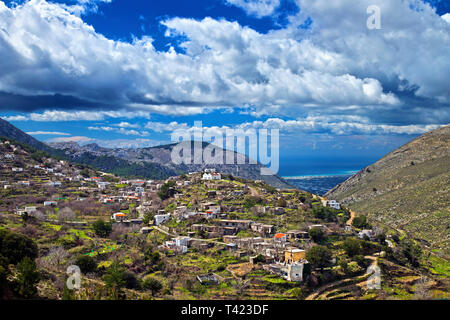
[92,220,113,238]
[158,181,176,200]
[75,255,97,274]
[343,238,362,257]
[308,227,325,243]
[103,262,127,299]
[0,229,38,265]
[143,277,162,296]
[306,246,332,269]
[14,257,40,298]
[352,215,370,229]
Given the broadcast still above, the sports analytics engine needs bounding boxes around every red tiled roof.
[274,233,286,239]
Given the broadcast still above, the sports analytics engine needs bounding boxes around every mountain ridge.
[0,118,292,188]
[326,125,450,256]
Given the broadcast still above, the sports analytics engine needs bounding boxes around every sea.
[277,154,372,195]
[284,174,354,196]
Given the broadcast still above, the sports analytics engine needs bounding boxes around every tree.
[46,246,69,269]
[143,277,162,296]
[103,262,127,299]
[75,255,97,274]
[58,207,76,222]
[352,215,370,229]
[157,181,175,200]
[92,220,113,238]
[306,246,332,269]
[343,238,362,257]
[308,227,325,243]
[0,229,38,265]
[14,257,40,298]
[143,211,154,225]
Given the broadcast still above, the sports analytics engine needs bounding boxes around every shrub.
[308,227,325,243]
[352,215,370,229]
[75,255,97,274]
[306,246,332,269]
[92,220,113,238]
[14,257,41,298]
[0,229,38,265]
[343,238,362,257]
[143,277,163,296]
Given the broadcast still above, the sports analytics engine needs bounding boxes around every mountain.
[49,140,293,189]
[326,125,450,256]
[0,117,53,153]
[0,118,291,188]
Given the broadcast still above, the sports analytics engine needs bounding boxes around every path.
[305,254,379,300]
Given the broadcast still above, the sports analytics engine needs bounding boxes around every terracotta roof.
[274,233,286,239]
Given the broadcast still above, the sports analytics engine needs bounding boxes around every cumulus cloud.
[3,110,151,122]
[442,13,450,23]
[88,125,150,136]
[26,131,71,136]
[0,0,448,129]
[48,135,93,143]
[225,0,281,18]
[142,116,444,136]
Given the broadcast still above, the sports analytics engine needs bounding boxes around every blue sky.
[0,0,449,175]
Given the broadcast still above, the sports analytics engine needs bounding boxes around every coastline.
[282,170,359,179]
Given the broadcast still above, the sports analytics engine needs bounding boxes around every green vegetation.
[158,180,176,200]
[306,246,332,269]
[92,220,113,238]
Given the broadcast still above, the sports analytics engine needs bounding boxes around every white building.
[322,200,341,210]
[202,172,221,180]
[154,214,171,226]
[135,187,145,193]
[281,261,307,282]
[358,229,374,240]
[24,206,37,213]
[112,212,127,222]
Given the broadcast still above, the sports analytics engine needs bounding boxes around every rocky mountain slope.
[49,140,292,189]
[0,117,53,153]
[0,118,291,188]
[326,125,450,256]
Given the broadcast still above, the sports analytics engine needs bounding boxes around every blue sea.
[285,174,354,196]
[278,155,365,195]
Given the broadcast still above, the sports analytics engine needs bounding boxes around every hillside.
[0,118,53,153]
[326,125,450,256]
[0,118,291,188]
[49,140,292,189]
[0,138,448,300]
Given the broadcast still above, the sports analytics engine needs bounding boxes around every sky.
[0,0,449,175]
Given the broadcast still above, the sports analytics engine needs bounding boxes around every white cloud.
[145,121,189,133]
[442,13,450,23]
[115,121,140,128]
[48,135,93,143]
[26,131,70,136]
[236,117,445,135]
[225,0,280,18]
[88,125,150,136]
[3,110,151,122]
[0,0,448,127]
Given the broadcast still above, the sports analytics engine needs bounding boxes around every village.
[0,137,426,300]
